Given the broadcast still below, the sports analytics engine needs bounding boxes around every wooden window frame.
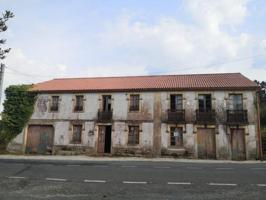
[229,93,243,110]
[129,94,140,112]
[169,126,183,147]
[128,125,140,145]
[50,95,60,112]
[170,94,183,111]
[71,124,83,144]
[74,95,84,112]
[102,94,112,112]
[198,94,212,112]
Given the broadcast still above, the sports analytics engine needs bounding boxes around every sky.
[0,0,266,109]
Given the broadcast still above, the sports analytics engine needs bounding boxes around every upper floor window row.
[49,93,245,113]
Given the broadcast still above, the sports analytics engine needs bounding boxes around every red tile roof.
[31,73,259,93]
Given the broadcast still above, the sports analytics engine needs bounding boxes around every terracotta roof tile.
[31,73,259,92]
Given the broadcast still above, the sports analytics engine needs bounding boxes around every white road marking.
[250,168,266,170]
[45,178,67,182]
[257,184,266,187]
[154,166,171,169]
[187,167,202,170]
[208,183,237,186]
[93,165,108,168]
[84,179,106,183]
[66,164,81,167]
[167,182,192,185]
[8,176,26,179]
[123,181,147,184]
[121,165,137,168]
[216,168,234,170]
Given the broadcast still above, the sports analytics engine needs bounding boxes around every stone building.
[15,73,262,160]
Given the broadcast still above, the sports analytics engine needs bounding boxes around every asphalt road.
[0,159,266,200]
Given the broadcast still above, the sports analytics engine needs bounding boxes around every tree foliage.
[0,10,14,60]
[255,80,266,127]
[1,10,14,105]
[0,85,36,143]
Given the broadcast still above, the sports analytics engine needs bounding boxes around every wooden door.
[197,128,216,159]
[26,125,54,154]
[97,126,106,154]
[231,128,246,160]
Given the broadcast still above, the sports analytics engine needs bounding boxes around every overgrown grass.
[0,143,8,154]
[262,125,266,137]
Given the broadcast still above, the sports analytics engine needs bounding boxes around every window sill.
[127,144,140,148]
[69,143,84,146]
[128,110,140,113]
[167,146,185,150]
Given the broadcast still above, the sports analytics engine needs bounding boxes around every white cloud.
[187,0,247,33]
[99,0,253,75]
[0,48,69,111]
[1,0,265,111]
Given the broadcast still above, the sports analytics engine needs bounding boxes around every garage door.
[26,125,54,154]
[231,128,246,160]
[197,128,216,159]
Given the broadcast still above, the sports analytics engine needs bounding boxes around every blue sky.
[0,0,266,106]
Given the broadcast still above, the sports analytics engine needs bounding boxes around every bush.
[0,85,36,144]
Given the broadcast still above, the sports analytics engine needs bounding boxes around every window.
[74,95,84,112]
[170,127,183,147]
[229,94,243,110]
[72,125,82,143]
[50,96,59,112]
[198,94,212,112]
[128,126,139,145]
[129,94,140,111]
[102,95,112,112]
[170,94,182,111]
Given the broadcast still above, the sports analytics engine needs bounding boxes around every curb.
[0,155,265,164]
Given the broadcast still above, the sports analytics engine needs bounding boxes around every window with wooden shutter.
[74,95,84,112]
[128,126,139,145]
[50,96,59,112]
[72,125,82,144]
[129,94,140,111]
[170,127,183,147]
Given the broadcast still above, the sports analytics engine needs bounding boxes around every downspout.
[256,91,263,161]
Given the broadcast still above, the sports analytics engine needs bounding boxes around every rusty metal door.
[231,128,246,160]
[97,126,106,154]
[197,128,216,159]
[26,125,54,154]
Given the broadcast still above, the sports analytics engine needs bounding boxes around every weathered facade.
[15,73,261,160]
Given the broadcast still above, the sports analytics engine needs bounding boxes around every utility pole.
[0,63,4,104]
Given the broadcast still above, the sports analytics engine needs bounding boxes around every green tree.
[0,85,36,144]
[255,80,266,128]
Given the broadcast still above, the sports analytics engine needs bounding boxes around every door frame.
[230,128,246,160]
[197,128,216,159]
[25,124,55,154]
[97,124,112,155]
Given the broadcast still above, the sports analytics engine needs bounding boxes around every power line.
[2,52,266,78]
[5,66,53,78]
[152,52,266,74]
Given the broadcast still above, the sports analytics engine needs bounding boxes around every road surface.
[0,159,265,200]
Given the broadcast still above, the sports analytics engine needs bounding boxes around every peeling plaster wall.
[246,124,257,159]
[113,94,127,120]
[17,89,259,159]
